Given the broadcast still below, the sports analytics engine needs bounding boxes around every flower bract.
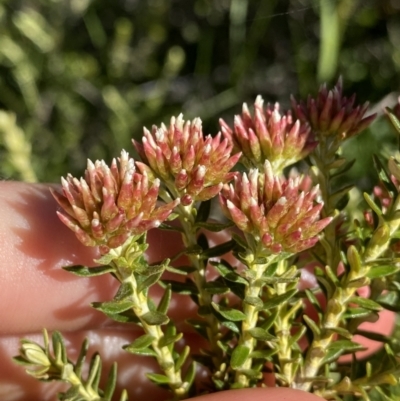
[219,161,332,254]
[134,114,241,205]
[220,96,315,172]
[51,150,179,254]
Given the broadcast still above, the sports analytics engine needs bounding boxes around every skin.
[0,182,393,401]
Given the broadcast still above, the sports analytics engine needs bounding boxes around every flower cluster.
[220,96,315,172]
[291,78,376,140]
[52,150,179,254]
[134,114,241,205]
[219,161,332,254]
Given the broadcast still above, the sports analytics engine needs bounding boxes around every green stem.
[127,271,188,399]
[176,203,225,374]
[274,260,301,386]
[234,252,276,387]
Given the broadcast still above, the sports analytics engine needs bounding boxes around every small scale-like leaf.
[141,311,169,326]
[250,349,278,359]
[204,281,230,294]
[159,333,183,348]
[200,240,236,259]
[211,303,246,321]
[211,261,248,285]
[63,264,115,277]
[303,315,321,337]
[364,193,383,216]
[230,345,250,369]
[348,296,382,311]
[195,221,234,232]
[123,346,157,357]
[304,289,323,314]
[347,245,363,275]
[330,185,353,210]
[261,289,297,310]
[146,373,170,384]
[157,285,172,315]
[175,345,190,372]
[184,361,196,387]
[195,199,211,223]
[248,327,275,341]
[158,223,184,233]
[367,265,400,279]
[137,270,163,293]
[325,326,352,339]
[92,299,132,315]
[103,363,117,401]
[373,153,398,195]
[328,339,366,352]
[385,106,400,135]
[127,334,155,350]
[161,279,199,295]
[186,319,208,338]
[244,296,263,308]
[221,320,240,333]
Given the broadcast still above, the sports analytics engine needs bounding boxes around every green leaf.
[146,373,170,384]
[200,240,236,259]
[385,106,400,135]
[101,309,140,324]
[184,361,196,387]
[161,279,199,295]
[137,270,163,293]
[92,299,132,314]
[126,334,155,351]
[230,345,250,369]
[157,285,172,315]
[304,289,323,314]
[373,153,398,195]
[75,338,89,378]
[364,193,383,216]
[158,223,184,233]
[195,199,211,223]
[211,302,246,321]
[367,265,400,279]
[141,311,169,326]
[195,221,234,232]
[244,296,263,308]
[103,363,117,401]
[123,346,157,357]
[136,263,166,277]
[211,260,248,285]
[303,315,321,337]
[221,320,240,333]
[186,319,209,338]
[261,289,297,310]
[348,297,382,311]
[343,307,371,319]
[330,185,353,210]
[204,281,230,294]
[175,345,190,372]
[347,245,362,275]
[63,264,115,277]
[250,349,278,359]
[258,311,277,334]
[248,327,276,341]
[325,326,352,339]
[159,333,183,348]
[52,331,67,365]
[328,339,366,352]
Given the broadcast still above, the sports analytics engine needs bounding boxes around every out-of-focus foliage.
[0,0,398,182]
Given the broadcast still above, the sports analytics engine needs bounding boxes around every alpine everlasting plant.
[15,82,400,401]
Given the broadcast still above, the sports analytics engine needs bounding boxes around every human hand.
[0,182,392,401]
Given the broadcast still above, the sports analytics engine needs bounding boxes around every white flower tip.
[277,197,287,205]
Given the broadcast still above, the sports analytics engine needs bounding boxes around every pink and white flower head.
[219,160,332,254]
[51,150,179,254]
[219,96,315,173]
[291,77,376,140]
[134,114,241,206]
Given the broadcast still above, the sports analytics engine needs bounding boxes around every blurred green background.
[0,0,399,183]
